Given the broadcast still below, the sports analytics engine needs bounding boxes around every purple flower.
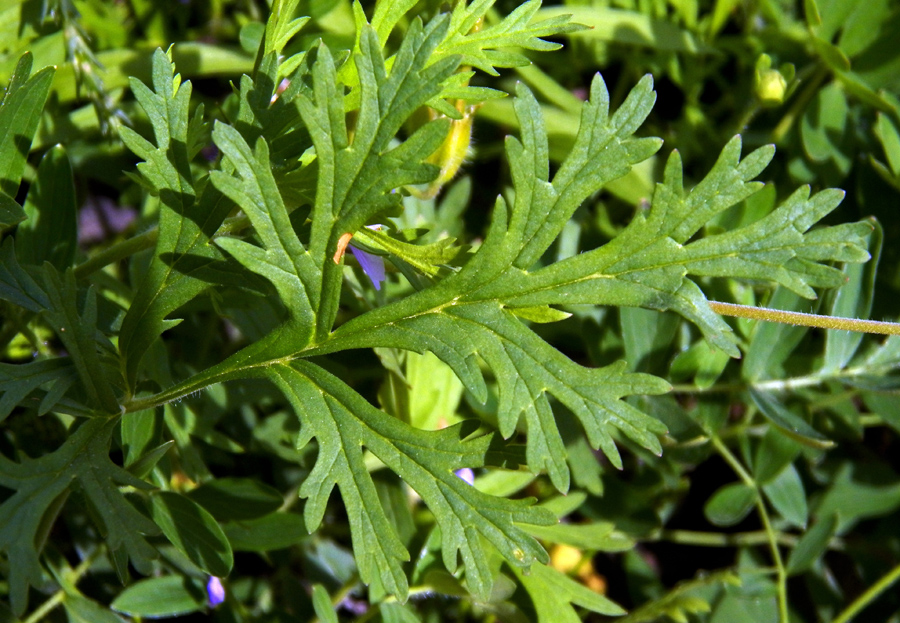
[455,468,475,486]
[349,246,386,291]
[207,576,225,607]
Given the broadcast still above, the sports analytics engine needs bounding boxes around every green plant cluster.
[2,1,900,622]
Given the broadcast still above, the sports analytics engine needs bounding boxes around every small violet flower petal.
[455,468,475,486]
[349,246,386,291]
[207,576,225,607]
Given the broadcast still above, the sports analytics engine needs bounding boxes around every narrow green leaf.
[508,305,572,324]
[538,6,707,53]
[125,440,173,479]
[804,0,822,26]
[17,145,78,270]
[750,389,834,449]
[753,428,802,485]
[111,575,206,618]
[187,477,283,521]
[743,288,810,382]
[525,522,635,552]
[0,358,77,423]
[762,463,808,528]
[786,514,838,575]
[222,512,308,552]
[0,238,51,313]
[822,221,881,373]
[381,602,423,623]
[311,584,338,623]
[704,482,756,527]
[150,491,233,577]
[875,112,900,176]
[0,53,55,197]
[0,190,25,230]
[815,464,900,532]
[63,594,128,623]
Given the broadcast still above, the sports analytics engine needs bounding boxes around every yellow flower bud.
[756,69,787,107]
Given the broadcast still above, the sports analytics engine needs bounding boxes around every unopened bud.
[756,69,787,106]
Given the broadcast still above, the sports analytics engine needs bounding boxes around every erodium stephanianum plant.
[2,0,898,621]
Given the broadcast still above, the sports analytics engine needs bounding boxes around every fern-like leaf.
[118,49,235,392]
[0,418,159,615]
[269,362,554,601]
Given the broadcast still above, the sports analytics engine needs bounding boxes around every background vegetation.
[2,0,900,622]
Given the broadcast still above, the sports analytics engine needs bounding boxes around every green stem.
[74,229,158,280]
[655,529,806,549]
[709,301,900,336]
[23,592,65,623]
[712,436,789,623]
[23,547,102,623]
[832,563,900,623]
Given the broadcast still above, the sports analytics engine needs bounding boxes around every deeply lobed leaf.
[0,419,158,615]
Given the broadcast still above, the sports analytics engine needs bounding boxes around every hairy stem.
[708,301,900,336]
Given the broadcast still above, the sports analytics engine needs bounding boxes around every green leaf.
[538,6,708,53]
[313,76,670,488]
[525,522,635,552]
[211,122,320,350]
[704,482,756,527]
[0,53,55,198]
[874,112,900,176]
[125,440,173,479]
[822,221,881,374]
[619,569,741,623]
[786,513,838,575]
[434,0,587,76]
[0,190,25,231]
[63,594,129,623]
[750,388,834,449]
[743,288,810,382]
[753,428,802,485]
[0,238,51,313]
[150,491,233,577]
[381,602,423,623]
[221,512,308,552]
[509,305,572,324]
[762,463,808,528]
[0,358,77,422]
[17,145,78,270]
[511,562,626,622]
[187,477,283,521]
[311,584,338,623]
[118,49,235,391]
[270,362,555,602]
[0,418,158,615]
[110,575,206,618]
[815,464,900,532]
[42,268,121,414]
[296,21,458,339]
[352,226,465,279]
